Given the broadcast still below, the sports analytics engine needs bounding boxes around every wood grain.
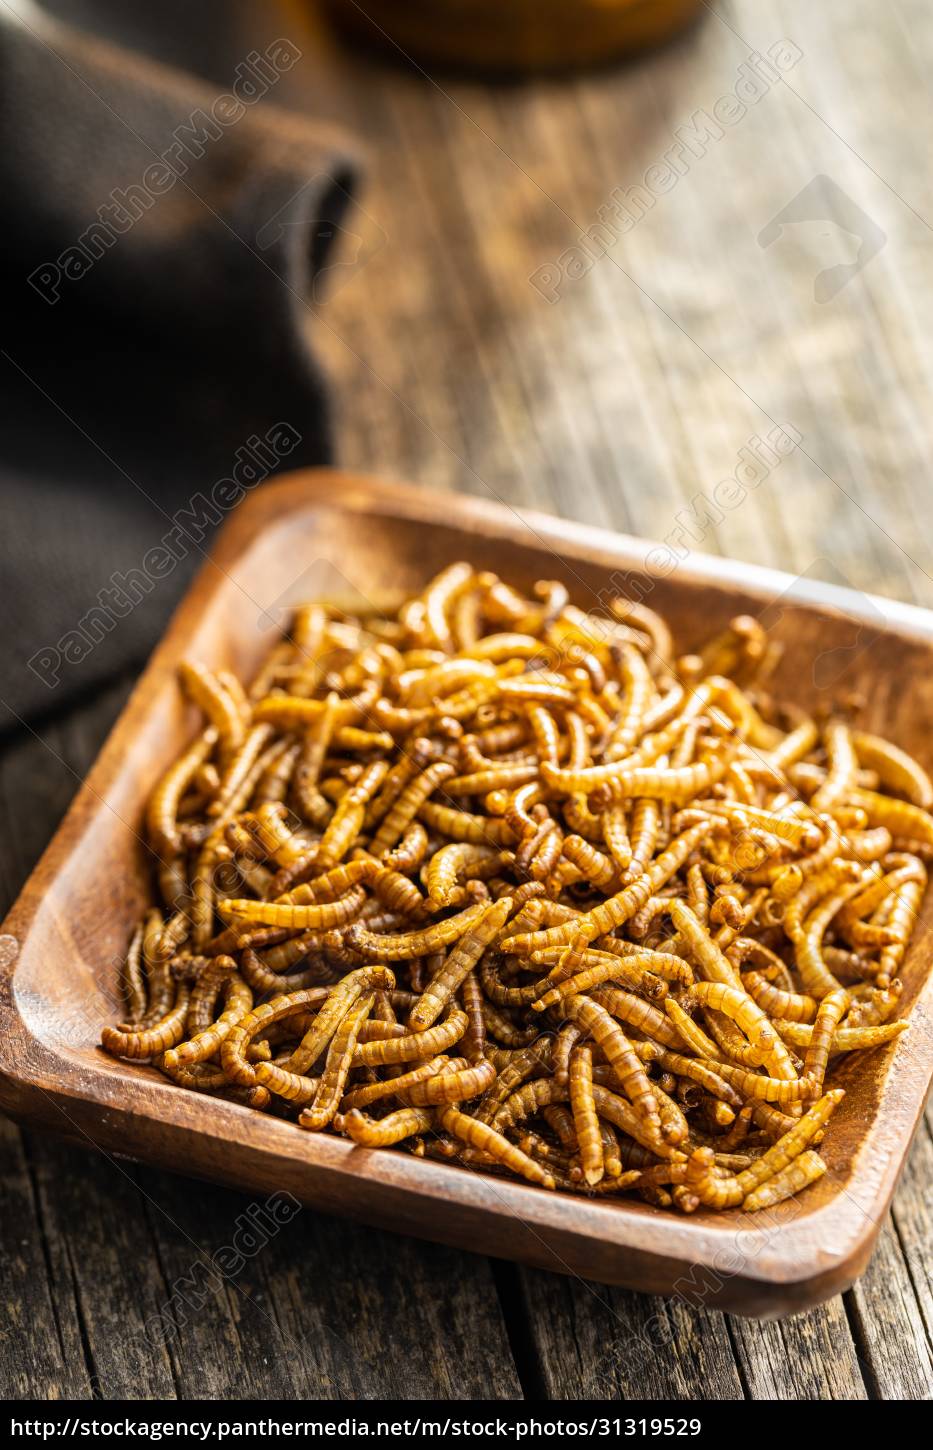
[4,0,932,1400]
[727,1299,868,1401]
[0,1123,90,1399]
[509,1271,745,1400]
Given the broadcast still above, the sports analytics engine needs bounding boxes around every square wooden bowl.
[2,470,931,1317]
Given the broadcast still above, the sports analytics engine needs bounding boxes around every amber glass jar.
[325,0,704,75]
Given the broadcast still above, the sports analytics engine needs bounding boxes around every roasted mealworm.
[353,1008,468,1067]
[120,916,149,1023]
[437,1106,555,1188]
[345,899,491,960]
[178,662,245,761]
[423,841,505,907]
[102,984,191,1060]
[775,1019,907,1052]
[852,730,933,809]
[370,760,457,857]
[340,1056,453,1112]
[742,970,817,1023]
[409,896,513,1029]
[802,988,850,1091]
[742,1150,827,1211]
[418,799,516,846]
[147,728,219,855]
[217,885,367,931]
[299,994,375,1130]
[341,1106,435,1146]
[568,1045,603,1186]
[404,1057,496,1106]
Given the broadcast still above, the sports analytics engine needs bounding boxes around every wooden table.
[3,0,932,1400]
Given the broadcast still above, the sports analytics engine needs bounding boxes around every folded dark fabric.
[0,3,360,729]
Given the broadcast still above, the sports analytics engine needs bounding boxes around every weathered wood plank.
[137,1163,523,1400]
[25,1135,180,1399]
[882,1107,933,1390]
[512,1270,744,1400]
[845,1213,933,1400]
[728,1300,868,1400]
[0,1121,90,1400]
[843,1110,933,1400]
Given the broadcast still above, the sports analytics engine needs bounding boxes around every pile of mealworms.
[101,563,932,1212]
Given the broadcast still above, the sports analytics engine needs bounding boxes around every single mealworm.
[382,821,430,875]
[667,899,743,989]
[569,1045,603,1186]
[775,1019,908,1052]
[530,955,665,1011]
[370,761,457,857]
[418,800,516,846]
[423,842,504,906]
[121,917,149,1023]
[851,730,933,809]
[316,761,390,869]
[340,1056,453,1111]
[147,728,219,855]
[588,988,682,1048]
[460,970,487,1063]
[178,662,245,761]
[102,984,191,1060]
[742,1150,827,1211]
[409,896,512,1029]
[216,885,367,931]
[404,1057,496,1106]
[345,899,491,960]
[341,1107,435,1146]
[353,1008,468,1067]
[437,1106,555,1188]
[802,988,851,1091]
[560,995,660,1131]
[299,994,375,1130]
[742,970,817,1023]
[810,718,858,814]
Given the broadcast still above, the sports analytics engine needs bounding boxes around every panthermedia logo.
[758,175,885,301]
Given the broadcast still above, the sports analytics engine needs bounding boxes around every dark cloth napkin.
[0,3,360,730]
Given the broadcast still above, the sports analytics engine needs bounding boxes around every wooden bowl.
[2,470,932,1317]
[324,0,705,74]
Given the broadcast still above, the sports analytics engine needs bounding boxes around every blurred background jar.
[324,0,706,75]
